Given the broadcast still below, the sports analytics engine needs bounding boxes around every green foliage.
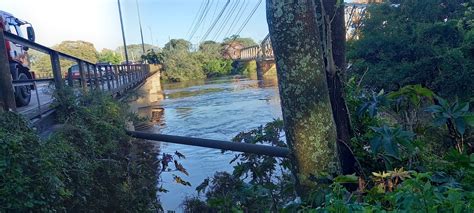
[141,49,162,64]
[348,0,474,100]
[30,40,99,76]
[184,120,295,212]
[160,38,249,82]
[0,112,64,211]
[202,59,232,77]
[115,43,159,62]
[223,35,258,47]
[0,89,161,211]
[98,48,121,64]
[233,61,257,77]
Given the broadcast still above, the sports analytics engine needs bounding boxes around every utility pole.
[148,25,154,48]
[136,0,146,57]
[118,0,129,64]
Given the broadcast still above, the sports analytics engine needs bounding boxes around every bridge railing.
[0,31,155,119]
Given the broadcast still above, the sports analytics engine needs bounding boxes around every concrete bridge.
[234,2,370,78]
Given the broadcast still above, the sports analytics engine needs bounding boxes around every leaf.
[158,185,169,193]
[464,114,474,126]
[173,175,191,186]
[454,117,466,135]
[425,105,443,113]
[174,160,189,176]
[196,178,209,194]
[175,151,186,159]
[333,174,359,184]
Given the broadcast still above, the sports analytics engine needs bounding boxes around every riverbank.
[0,89,161,211]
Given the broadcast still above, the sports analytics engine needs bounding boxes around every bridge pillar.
[256,60,276,80]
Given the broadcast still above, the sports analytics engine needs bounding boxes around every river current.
[129,73,282,211]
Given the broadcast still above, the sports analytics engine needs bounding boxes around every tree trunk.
[266,0,340,193]
[320,0,357,175]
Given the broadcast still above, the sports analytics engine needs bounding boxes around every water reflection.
[129,73,282,211]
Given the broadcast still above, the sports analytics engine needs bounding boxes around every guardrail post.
[105,66,111,91]
[50,51,63,89]
[78,61,87,91]
[86,64,93,90]
[114,65,119,89]
[0,28,16,111]
[93,65,99,90]
[109,66,115,91]
[127,65,131,87]
[67,65,73,87]
[98,65,104,91]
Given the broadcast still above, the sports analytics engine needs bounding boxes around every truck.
[0,10,36,107]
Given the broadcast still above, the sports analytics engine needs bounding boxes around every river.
[129,72,282,211]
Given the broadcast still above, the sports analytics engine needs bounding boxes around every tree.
[266,0,340,194]
[222,35,257,47]
[30,40,99,77]
[98,49,121,64]
[199,41,222,58]
[163,39,192,52]
[348,0,473,100]
[115,43,159,62]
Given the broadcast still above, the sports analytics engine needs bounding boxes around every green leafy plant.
[426,96,474,153]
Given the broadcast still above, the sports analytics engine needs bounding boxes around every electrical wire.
[212,0,241,41]
[200,0,231,42]
[234,0,262,36]
[186,0,206,39]
[189,0,212,41]
[224,0,248,38]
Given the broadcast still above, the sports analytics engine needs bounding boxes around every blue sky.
[0,0,352,50]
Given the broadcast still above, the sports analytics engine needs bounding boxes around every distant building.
[222,42,245,60]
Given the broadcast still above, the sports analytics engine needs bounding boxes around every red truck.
[0,10,36,107]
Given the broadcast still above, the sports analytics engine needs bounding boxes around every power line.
[200,0,231,43]
[189,0,211,41]
[186,0,206,39]
[213,0,241,41]
[224,0,248,38]
[234,0,262,36]
[198,0,217,40]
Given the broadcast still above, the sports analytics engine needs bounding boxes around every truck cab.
[0,10,36,107]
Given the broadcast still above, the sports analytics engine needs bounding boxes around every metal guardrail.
[126,130,290,158]
[1,31,154,119]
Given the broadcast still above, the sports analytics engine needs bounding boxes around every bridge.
[234,2,369,78]
[0,30,160,127]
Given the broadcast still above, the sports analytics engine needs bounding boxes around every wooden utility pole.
[0,27,16,112]
[266,0,340,194]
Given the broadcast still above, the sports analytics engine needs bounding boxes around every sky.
[0,0,353,51]
[0,0,270,50]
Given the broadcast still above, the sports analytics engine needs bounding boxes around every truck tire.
[15,72,32,107]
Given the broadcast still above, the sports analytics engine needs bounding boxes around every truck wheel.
[15,72,32,107]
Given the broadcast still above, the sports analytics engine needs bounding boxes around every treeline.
[158,36,256,82]
[348,0,474,100]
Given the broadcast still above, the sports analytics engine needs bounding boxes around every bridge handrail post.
[108,65,114,91]
[127,65,132,87]
[67,63,73,87]
[105,65,111,91]
[78,60,87,91]
[50,51,63,89]
[0,27,16,111]
[93,64,99,90]
[86,63,92,90]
